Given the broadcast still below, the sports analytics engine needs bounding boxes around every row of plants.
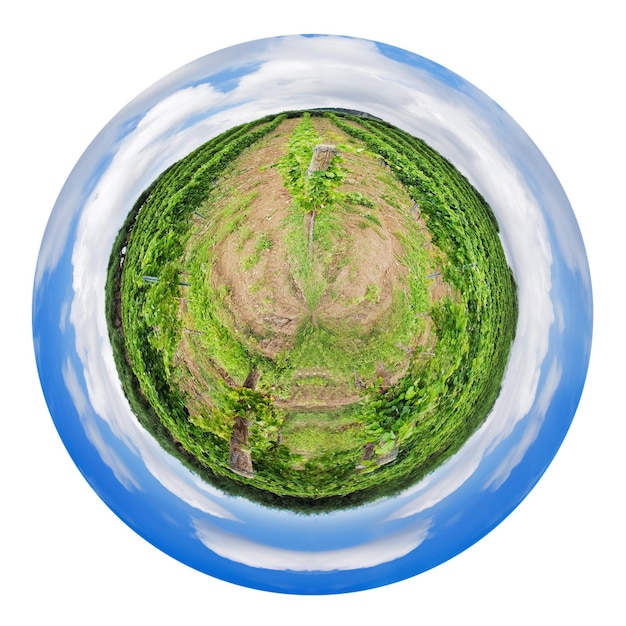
[106,113,290,481]
[324,112,518,479]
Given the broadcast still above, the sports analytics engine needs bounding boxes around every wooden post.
[305,144,338,256]
[306,144,337,178]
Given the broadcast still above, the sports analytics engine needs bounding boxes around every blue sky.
[32,34,592,594]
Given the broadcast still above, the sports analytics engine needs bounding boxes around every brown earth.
[174,115,457,416]
[206,117,431,359]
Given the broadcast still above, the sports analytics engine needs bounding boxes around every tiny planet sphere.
[33,34,591,594]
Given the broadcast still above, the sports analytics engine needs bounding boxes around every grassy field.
[105,110,518,511]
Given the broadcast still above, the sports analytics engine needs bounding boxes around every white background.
[2,2,623,623]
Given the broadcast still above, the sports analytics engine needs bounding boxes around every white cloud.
[555,300,566,333]
[59,298,70,334]
[484,359,562,491]
[192,517,432,571]
[34,177,84,290]
[61,357,140,492]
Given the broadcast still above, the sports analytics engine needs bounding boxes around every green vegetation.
[105,109,518,512]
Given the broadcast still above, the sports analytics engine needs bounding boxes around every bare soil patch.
[209,117,306,355]
[175,114,458,415]
[206,117,429,356]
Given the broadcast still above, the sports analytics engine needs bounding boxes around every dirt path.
[174,114,458,420]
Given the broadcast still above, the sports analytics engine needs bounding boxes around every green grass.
[241,232,274,270]
[344,191,376,209]
[282,413,366,456]
[104,109,518,512]
[364,284,381,303]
